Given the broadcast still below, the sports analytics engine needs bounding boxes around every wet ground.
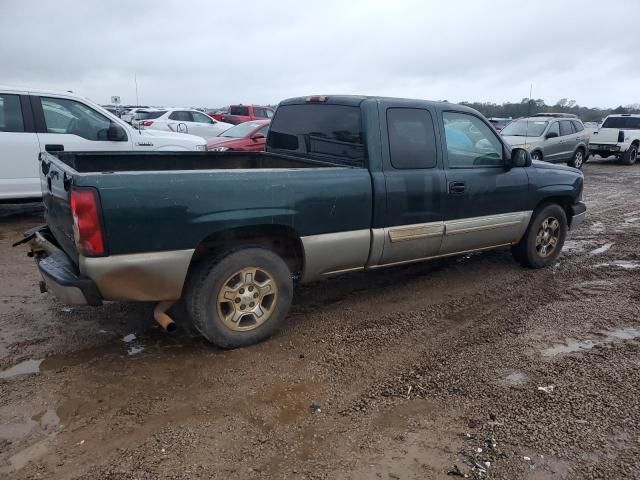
[1,158,639,479]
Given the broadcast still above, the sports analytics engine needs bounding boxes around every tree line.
[452,98,640,123]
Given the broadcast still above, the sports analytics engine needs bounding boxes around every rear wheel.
[511,204,567,269]
[185,248,293,348]
[531,151,543,161]
[622,144,638,165]
[567,148,585,169]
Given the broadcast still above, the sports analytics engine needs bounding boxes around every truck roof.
[279,95,472,112]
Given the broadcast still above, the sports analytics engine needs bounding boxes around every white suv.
[0,86,207,201]
[139,108,233,140]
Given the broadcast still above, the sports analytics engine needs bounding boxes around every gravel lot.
[1,158,639,479]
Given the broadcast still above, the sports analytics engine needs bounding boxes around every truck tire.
[567,148,585,169]
[185,248,293,348]
[511,203,567,269]
[622,144,638,165]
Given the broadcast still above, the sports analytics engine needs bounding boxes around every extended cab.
[211,104,274,125]
[0,87,207,201]
[589,114,640,165]
[25,95,586,348]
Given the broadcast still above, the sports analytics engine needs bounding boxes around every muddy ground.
[1,159,639,479]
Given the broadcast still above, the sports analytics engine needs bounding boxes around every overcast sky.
[1,0,638,109]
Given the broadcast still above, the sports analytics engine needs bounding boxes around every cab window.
[443,111,503,167]
[41,97,111,141]
[387,108,437,169]
[547,122,560,137]
[191,111,214,124]
[559,120,574,136]
[0,94,25,132]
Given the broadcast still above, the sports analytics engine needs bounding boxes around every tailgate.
[591,128,620,144]
[39,152,79,264]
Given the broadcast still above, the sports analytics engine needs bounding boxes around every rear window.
[0,94,24,132]
[267,104,365,165]
[230,106,249,116]
[135,110,166,120]
[572,120,585,132]
[602,116,640,129]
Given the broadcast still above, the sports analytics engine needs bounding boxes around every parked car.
[130,109,168,128]
[120,107,151,124]
[210,105,274,125]
[0,86,207,201]
[207,120,270,151]
[26,95,585,348]
[500,116,590,168]
[487,117,512,132]
[589,114,640,164]
[141,108,233,139]
[531,113,578,119]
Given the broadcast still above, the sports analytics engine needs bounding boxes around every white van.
[0,86,207,201]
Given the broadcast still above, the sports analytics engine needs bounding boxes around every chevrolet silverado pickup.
[589,114,640,165]
[25,95,586,348]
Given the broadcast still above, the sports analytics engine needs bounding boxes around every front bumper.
[28,227,102,306]
[570,202,587,230]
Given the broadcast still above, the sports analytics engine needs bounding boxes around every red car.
[206,120,270,152]
[209,104,274,125]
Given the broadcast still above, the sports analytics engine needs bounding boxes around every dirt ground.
[1,159,639,480]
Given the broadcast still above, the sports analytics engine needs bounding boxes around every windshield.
[602,117,640,129]
[500,120,548,137]
[267,104,365,165]
[220,122,264,138]
[135,110,166,120]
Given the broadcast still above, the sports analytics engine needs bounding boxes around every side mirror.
[107,123,127,142]
[507,147,531,168]
[251,133,265,140]
[546,131,558,139]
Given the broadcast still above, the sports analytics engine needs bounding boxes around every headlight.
[196,144,207,151]
[211,146,230,152]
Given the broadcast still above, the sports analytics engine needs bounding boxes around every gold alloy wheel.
[535,217,560,258]
[216,267,278,332]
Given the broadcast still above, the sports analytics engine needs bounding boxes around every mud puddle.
[542,327,640,357]
[0,358,43,379]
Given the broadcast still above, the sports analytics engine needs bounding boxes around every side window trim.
[30,96,47,133]
[442,110,505,169]
[18,95,36,133]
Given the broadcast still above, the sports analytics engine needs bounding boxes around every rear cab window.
[387,108,437,169]
[0,94,25,132]
[267,103,366,166]
[230,106,249,116]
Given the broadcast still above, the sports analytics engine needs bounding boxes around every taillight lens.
[70,188,105,256]
[142,120,154,127]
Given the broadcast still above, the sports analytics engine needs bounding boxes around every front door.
[375,106,447,265]
[190,110,226,139]
[440,110,530,255]
[34,96,132,153]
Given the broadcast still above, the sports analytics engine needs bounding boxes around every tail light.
[142,120,154,127]
[305,95,328,102]
[618,130,625,142]
[70,188,105,256]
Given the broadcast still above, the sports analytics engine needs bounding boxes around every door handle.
[45,144,64,153]
[448,181,466,194]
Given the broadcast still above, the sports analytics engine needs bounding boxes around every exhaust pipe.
[154,301,177,333]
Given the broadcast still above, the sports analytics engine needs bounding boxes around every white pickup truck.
[589,114,640,165]
[0,86,207,201]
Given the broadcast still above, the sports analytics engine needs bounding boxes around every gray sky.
[1,0,638,108]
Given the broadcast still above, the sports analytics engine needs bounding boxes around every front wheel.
[567,148,585,169]
[531,151,543,161]
[511,204,568,269]
[185,248,293,348]
[622,144,638,165]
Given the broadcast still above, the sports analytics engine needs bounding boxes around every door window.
[169,111,193,122]
[387,108,437,169]
[443,112,503,167]
[547,122,560,137]
[253,107,267,118]
[265,109,274,118]
[0,94,25,132]
[191,111,214,124]
[41,97,111,140]
[559,120,575,136]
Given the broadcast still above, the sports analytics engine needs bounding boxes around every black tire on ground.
[184,248,293,349]
[511,203,568,269]
[531,151,543,161]
[621,144,638,165]
[567,148,585,169]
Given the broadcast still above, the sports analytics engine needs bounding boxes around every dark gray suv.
[501,117,590,169]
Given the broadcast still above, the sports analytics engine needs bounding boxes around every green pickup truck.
[28,95,586,348]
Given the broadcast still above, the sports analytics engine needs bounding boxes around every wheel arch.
[533,195,574,226]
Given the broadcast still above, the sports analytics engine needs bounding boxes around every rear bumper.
[570,202,587,230]
[30,228,102,306]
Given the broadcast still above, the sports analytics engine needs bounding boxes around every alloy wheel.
[535,217,560,258]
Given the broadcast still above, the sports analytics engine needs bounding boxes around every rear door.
[377,106,446,265]
[440,110,530,255]
[543,121,563,162]
[33,96,133,153]
[558,120,576,161]
[0,92,42,199]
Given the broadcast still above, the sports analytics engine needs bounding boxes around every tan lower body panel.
[80,249,195,301]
